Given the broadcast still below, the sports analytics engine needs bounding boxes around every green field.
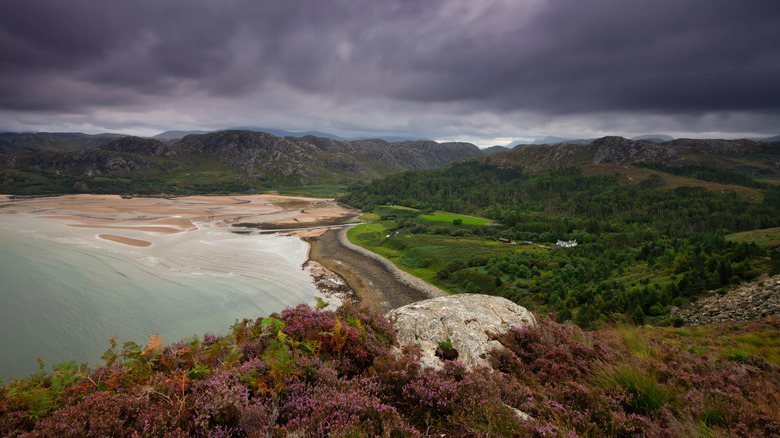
[418,212,493,225]
[347,220,535,293]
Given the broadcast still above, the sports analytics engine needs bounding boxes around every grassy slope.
[726,227,780,249]
[347,209,526,293]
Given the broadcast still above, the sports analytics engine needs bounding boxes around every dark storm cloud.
[1,0,778,137]
[379,0,780,114]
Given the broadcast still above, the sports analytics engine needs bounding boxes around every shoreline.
[0,193,441,313]
[303,227,447,314]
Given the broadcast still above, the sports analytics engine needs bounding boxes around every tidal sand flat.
[0,195,356,378]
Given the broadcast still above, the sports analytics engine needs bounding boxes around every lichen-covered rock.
[387,294,536,369]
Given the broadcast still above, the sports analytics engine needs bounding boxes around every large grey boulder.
[387,294,536,369]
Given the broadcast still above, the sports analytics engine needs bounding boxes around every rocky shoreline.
[677,274,780,325]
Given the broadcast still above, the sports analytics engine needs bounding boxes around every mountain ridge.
[3,131,777,195]
[486,135,779,173]
[0,130,485,193]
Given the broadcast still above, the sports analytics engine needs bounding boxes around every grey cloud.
[0,0,778,138]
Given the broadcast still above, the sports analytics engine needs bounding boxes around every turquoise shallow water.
[0,214,322,379]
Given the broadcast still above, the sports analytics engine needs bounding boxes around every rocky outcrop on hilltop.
[592,136,679,164]
[678,274,780,325]
[387,294,536,369]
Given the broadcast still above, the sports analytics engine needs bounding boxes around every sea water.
[0,214,323,379]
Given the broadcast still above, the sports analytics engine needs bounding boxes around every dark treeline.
[340,162,780,327]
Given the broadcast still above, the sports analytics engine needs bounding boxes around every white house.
[554,239,578,248]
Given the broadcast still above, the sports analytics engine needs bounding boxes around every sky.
[1,0,779,146]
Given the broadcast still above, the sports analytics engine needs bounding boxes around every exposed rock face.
[387,294,536,369]
[591,136,679,164]
[678,274,780,325]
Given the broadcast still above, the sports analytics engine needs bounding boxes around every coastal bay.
[0,194,357,378]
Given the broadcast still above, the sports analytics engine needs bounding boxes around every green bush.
[593,364,671,415]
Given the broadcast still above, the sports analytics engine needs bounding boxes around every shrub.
[592,364,672,415]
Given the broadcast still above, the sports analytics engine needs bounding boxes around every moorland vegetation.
[2,302,778,436]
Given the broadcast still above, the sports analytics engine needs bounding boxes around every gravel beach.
[304,227,447,314]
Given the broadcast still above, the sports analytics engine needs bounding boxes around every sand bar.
[98,234,153,247]
[0,195,357,242]
[0,194,439,312]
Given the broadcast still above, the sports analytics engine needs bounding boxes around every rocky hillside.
[0,130,485,193]
[173,131,481,181]
[3,132,777,195]
[487,136,779,173]
[678,274,780,325]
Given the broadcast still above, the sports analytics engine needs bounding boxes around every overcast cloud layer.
[1,0,779,144]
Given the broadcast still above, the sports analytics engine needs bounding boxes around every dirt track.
[304,228,446,314]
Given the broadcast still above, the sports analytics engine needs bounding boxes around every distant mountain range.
[509,134,676,147]
[154,128,428,143]
[1,129,777,195]
[0,130,489,194]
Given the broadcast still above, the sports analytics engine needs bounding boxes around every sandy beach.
[0,194,357,247]
[0,194,441,313]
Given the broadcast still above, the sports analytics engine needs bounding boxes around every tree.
[575,304,595,329]
[631,305,645,325]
